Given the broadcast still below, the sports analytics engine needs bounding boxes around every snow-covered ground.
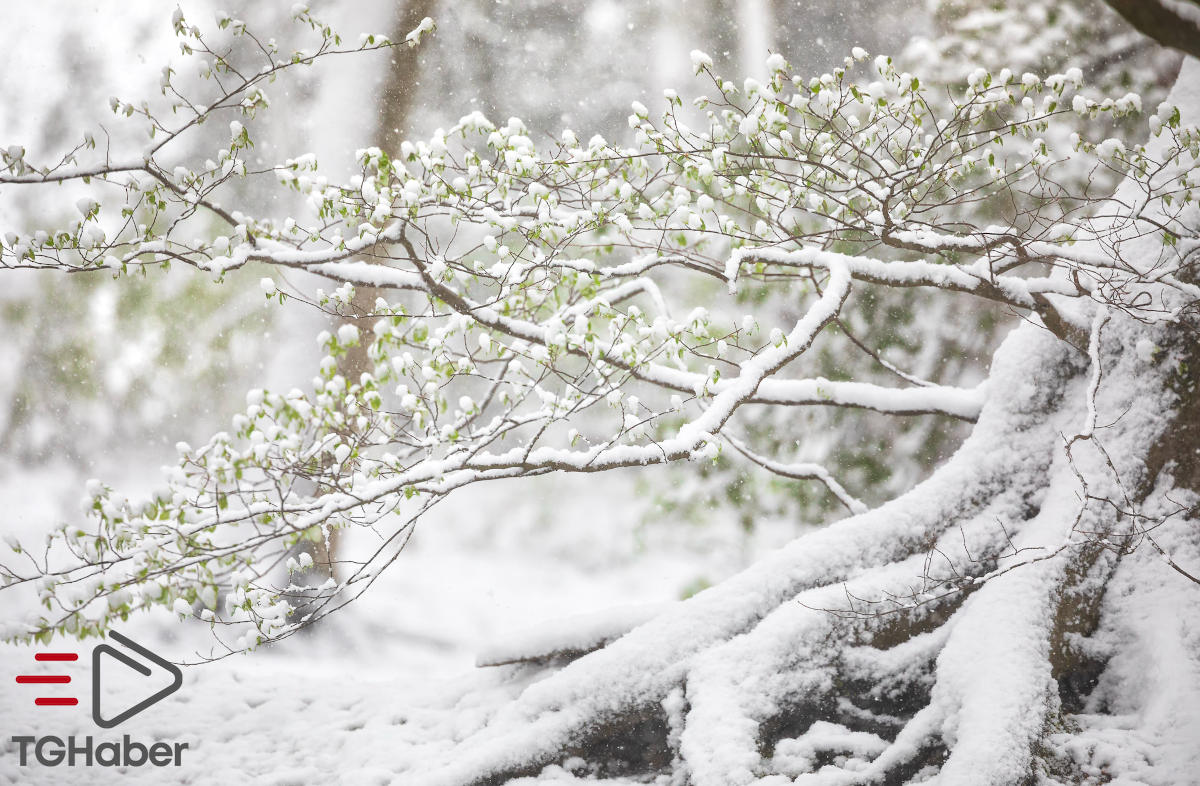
[0,455,804,785]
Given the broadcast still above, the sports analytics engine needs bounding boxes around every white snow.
[476,602,672,667]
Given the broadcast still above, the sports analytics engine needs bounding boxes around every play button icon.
[91,631,183,728]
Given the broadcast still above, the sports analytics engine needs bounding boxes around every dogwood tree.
[2,5,1198,783]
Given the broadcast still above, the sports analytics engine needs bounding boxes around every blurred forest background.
[0,0,1180,670]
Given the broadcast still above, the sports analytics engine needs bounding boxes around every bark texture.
[1103,0,1200,60]
[303,0,440,583]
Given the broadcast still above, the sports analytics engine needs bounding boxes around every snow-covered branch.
[0,11,1196,674]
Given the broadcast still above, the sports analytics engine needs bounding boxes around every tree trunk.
[301,0,439,585]
[1103,0,1200,60]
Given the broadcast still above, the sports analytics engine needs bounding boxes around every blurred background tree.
[0,6,284,476]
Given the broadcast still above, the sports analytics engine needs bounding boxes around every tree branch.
[1103,0,1200,60]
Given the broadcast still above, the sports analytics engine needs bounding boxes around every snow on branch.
[0,9,1196,667]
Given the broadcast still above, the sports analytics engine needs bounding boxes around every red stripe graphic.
[20,653,81,707]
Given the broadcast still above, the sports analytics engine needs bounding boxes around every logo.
[91,631,183,728]
[10,630,188,769]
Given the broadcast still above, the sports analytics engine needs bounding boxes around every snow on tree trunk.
[392,319,1192,785]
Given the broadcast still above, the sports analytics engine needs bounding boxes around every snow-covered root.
[395,309,1195,785]
[396,323,1081,786]
[1049,491,1200,785]
[775,313,1190,786]
[675,444,1107,786]
[676,439,1111,786]
[678,553,958,786]
[924,451,1111,786]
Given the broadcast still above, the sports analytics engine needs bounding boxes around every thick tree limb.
[1103,0,1200,60]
